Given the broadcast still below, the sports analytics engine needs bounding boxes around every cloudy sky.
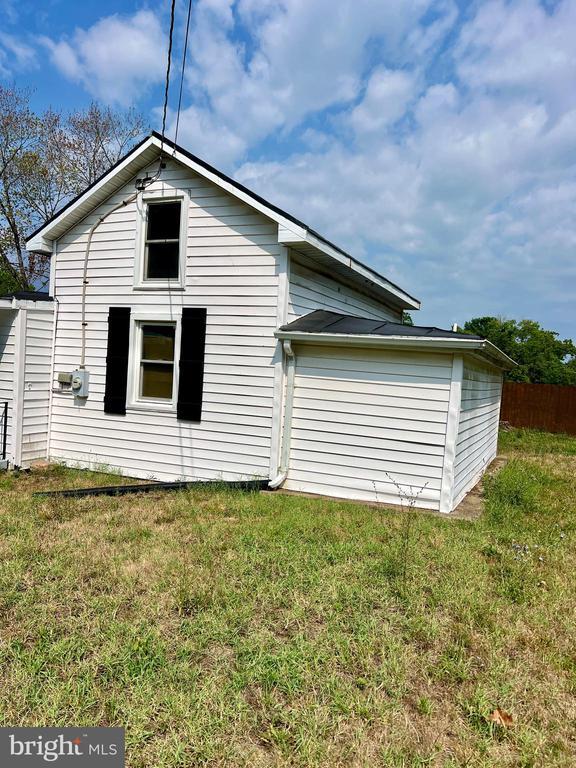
[1,0,575,335]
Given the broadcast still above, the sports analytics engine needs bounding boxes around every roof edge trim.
[25,132,153,251]
[279,227,420,310]
[275,329,516,370]
[25,132,421,310]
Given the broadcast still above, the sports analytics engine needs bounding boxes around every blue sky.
[1,0,575,337]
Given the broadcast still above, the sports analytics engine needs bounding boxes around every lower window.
[137,322,176,402]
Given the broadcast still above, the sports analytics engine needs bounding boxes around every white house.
[0,132,513,512]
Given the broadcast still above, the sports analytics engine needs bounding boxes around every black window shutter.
[104,307,131,415]
[177,308,207,421]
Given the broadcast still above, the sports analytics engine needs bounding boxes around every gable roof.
[26,132,420,311]
[277,310,515,370]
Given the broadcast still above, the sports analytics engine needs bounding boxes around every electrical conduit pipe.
[269,340,296,489]
[79,158,164,369]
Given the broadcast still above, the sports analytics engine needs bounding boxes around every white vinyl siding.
[288,258,402,322]
[453,359,502,507]
[20,308,53,466]
[50,159,279,481]
[285,345,453,510]
[0,311,16,462]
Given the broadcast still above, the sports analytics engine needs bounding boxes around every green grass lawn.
[0,429,575,767]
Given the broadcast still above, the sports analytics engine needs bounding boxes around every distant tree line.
[463,317,576,386]
[0,85,146,292]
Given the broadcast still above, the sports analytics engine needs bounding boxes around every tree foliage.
[0,87,146,291]
[463,316,576,385]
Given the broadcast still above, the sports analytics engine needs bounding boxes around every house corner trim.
[12,308,28,467]
[439,354,464,513]
[269,245,290,477]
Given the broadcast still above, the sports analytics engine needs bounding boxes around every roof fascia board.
[480,340,516,369]
[275,330,515,369]
[25,135,157,253]
[14,300,54,311]
[27,235,52,253]
[0,298,53,311]
[279,227,420,311]
[304,230,420,310]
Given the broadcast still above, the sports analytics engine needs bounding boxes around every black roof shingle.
[1,291,53,302]
[279,310,482,340]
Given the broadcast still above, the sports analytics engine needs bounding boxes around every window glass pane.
[146,241,179,279]
[142,325,175,361]
[141,363,174,399]
[146,201,181,241]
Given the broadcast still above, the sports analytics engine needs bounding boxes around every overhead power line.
[175,0,193,149]
[161,0,177,153]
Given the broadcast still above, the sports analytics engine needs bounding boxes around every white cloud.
[456,0,576,115]
[162,104,248,167]
[232,0,576,335]
[0,32,36,76]
[169,0,455,165]
[349,68,418,135]
[40,10,166,106]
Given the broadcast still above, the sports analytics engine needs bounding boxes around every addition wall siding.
[20,307,53,466]
[285,344,453,510]
[50,159,280,481]
[0,310,16,463]
[453,359,503,508]
[288,258,403,322]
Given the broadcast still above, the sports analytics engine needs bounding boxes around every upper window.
[144,201,181,280]
[135,196,187,289]
[138,323,176,402]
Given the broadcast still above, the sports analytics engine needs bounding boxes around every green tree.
[0,266,26,294]
[463,316,576,385]
[402,311,414,325]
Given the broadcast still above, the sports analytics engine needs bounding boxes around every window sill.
[127,402,176,415]
[133,284,185,292]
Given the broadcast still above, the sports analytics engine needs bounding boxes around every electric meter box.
[71,369,90,398]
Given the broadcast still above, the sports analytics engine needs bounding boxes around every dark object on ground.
[33,479,270,499]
